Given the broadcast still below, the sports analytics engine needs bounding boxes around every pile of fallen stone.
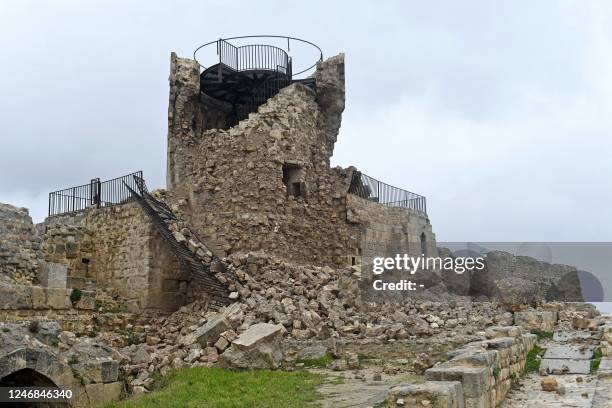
[116,251,516,393]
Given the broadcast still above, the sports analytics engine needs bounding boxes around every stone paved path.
[312,368,411,408]
[503,318,612,408]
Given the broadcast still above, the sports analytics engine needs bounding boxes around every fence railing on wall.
[48,171,143,217]
[348,171,427,214]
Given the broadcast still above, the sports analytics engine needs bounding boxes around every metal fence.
[48,171,143,217]
[348,171,427,214]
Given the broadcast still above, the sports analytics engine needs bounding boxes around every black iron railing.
[348,171,427,214]
[194,35,322,77]
[48,171,143,217]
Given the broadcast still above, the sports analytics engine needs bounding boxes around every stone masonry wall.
[43,203,186,312]
[166,53,436,270]
[346,193,436,280]
[0,203,42,285]
[167,53,362,267]
[388,326,537,408]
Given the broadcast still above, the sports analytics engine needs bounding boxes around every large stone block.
[219,323,284,369]
[514,310,557,331]
[39,262,68,288]
[0,284,32,309]
[387,381,465,408]
[45,288,72,309]
[425,366,489,398]
[84,381,122,406]
[180,313,230,347]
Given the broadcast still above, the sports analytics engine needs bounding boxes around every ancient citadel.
[1,37,611,407]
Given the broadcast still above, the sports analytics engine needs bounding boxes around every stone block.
[387,381,465,408]
[425,365,489,398]
[72,359,119,383]
[84,381,122,406]
[45,288,72,309]
[514,311,557,331]
[0,284,32,309]
[180,313,230,346]
[219,323,284,369]
[39,262,67,288]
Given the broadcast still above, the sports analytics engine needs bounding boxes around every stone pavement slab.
[541,358,592,374]
[554,331,595,342]
[544,345,594,360]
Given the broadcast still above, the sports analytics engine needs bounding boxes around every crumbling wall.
[166,53,436,270]
[0,203,42,285]
[43,203,186,311]
[167,54,361,267]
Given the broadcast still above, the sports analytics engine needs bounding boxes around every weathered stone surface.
[387,381,465,408]
[0,203,41,285]
[514,311,557,331]
[180,313,230,347]
[38,262,67,288]
[543,346,593,360]
[219,323,284,369]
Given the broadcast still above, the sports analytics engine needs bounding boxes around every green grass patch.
[531,330,553,341]
[524,345,545,374]
[591,347,603,374]
[104,367,325,408]
[295,354,333,368]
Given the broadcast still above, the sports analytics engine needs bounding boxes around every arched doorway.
[0,368,69,407]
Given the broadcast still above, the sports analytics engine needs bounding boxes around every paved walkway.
[502,319,612,408]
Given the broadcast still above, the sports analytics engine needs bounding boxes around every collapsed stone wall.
[0,203,42,285]
[166,53,436,270]
[43,203,186,311]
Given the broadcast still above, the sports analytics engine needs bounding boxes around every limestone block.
[387,381,465,408]
[514,311,557,331]
[84,381,122,406]
[0,284,32,309]
[39,262,68,288]
[180,313,230,347]
[219,323,284,369]
[45,288,72,309]
[425,365,490,398]
[72,359,119,384]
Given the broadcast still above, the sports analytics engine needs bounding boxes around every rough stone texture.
[387,381,465,408]
[514,310,558,332]
[43,202,187,312]
[165,53,436,270]
[219,323,284,369]
[38,262,68,288]
[472,251,583,304]
[420,326,537,408]
[0,203,42,285]
[0,321,123,407]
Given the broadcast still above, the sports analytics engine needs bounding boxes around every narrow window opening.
[282,164,305,199]
[420,232,427,257]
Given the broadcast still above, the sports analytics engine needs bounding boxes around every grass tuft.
[531,330,553,341]
[524,345,544,374]
[104,367,325,408]
[295,354,333,368]
[591,347,603,373]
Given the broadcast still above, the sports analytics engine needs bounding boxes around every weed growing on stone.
[524,345,544,374]
[591,347,603,373]
[295,353,333,368]
[531,330,553,341]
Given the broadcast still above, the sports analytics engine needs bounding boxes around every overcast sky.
[1,0,611,242]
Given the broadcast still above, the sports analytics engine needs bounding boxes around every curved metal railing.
[194,35,323,77]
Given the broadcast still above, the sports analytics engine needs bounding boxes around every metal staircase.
[125,176,231,308]
[194,36,321,125]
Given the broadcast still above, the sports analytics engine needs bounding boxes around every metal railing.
[217,40,291,74]
[48,171,143,217]
[194,35,322,77]
[348,171,427,214]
